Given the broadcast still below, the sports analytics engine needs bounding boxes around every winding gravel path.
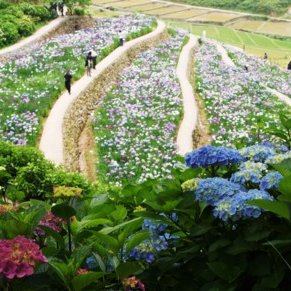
[214,41,291,106]
[176,35,199,156]
[39,20,166,165]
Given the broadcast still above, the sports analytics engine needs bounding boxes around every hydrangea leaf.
[116,262,142,278]
[248,200,290,220]
[126,231,151,253]
[72,272,104,291]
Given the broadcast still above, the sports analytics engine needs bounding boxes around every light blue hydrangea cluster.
[239,145,275,163]
[260,172,283,191]
[261,141,289,154]
[239,161,268,172]
[194,178,244,205]
[213,190,273,222]
[127,235,169,263]
[185,145,244,168]
[265,152,291,165]
[126,218,178,264]
[230,169,263,186]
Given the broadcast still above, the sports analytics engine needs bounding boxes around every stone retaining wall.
[63,29,168,174]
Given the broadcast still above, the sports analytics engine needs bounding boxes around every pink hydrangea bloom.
[0,236,47,279]
[35,211,64,236]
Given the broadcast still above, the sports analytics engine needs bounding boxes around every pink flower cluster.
[122,276,145,291]
[0,236,47,279]
[35,211,64,236]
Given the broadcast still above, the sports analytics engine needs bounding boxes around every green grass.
[168,20,291,67]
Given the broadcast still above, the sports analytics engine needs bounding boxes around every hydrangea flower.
[213,190,273,221]
[127,235,168,263]
[185,145,243,168]
[194,178,243,205]
[239,161,267,172]
[260,172,283,191]
[123,276,145,291]
[35,211,64,236]
[181,178,201,191]
[240,145,275,163]
[230,169,263,186]
[265,152,291,165]
[0,236,47,279]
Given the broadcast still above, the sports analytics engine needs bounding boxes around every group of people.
[85,50,98,77]
[64,31,127,95]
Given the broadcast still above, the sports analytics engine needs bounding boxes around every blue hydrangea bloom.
[260,172,283,191]
[194,178,244,205]
[126,235,169,264]
[240,145,275,163]
[185,145,244,168]
[143,219,167,232]
[86,256,97,270]
[213,189,272,222]
[230,169,263,186]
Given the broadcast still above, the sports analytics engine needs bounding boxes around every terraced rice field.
[129,2,167,11]
[188,12,241,23]
[144,5,187,15]
[230,20,291,37]
[108,0,149,8]
[169,21,291,67]
[163,9,209,19]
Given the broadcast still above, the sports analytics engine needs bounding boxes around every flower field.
[226,47,291,97]
[0,15,154,146]
[93,30,187,185]
[194,41,288,148]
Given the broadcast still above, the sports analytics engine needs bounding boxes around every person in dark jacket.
[288,61,291,70]
[64,70,72,94]
[85,52,92,76]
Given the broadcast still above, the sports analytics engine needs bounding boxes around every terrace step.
[176,35,199,155]
[39,20,166,166]
[214,41,291,106]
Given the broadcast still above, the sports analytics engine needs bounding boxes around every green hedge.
[0,1,54,48]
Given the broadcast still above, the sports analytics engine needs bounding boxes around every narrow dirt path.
[39,20,166,166]
[214,41,291,106]
[176,35,199,155]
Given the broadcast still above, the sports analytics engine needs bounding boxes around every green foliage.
[0,1,54,48]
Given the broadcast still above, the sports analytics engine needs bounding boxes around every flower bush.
[226,47,291,97]
[93,30,187,185]
[195,41,288,147]
[0,15,154,145]
[0,236,46,279]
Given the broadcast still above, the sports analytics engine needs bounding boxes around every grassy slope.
[168,0,290,16]
[168,21,291,68]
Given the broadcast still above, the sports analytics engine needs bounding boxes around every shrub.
[0,21,19,46]
[73,7,85,15]
[17,16,36,36]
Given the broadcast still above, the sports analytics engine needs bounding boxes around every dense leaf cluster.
[0,0,55,48]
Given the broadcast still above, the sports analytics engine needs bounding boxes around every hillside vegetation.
[170,0,291,16]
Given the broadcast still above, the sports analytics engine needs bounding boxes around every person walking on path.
[118,30,126,46]
[288,61,291,70]
[90,49,98,69]
[264,52,268,60]
[85,51,92,76]
[64,70,72,94]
